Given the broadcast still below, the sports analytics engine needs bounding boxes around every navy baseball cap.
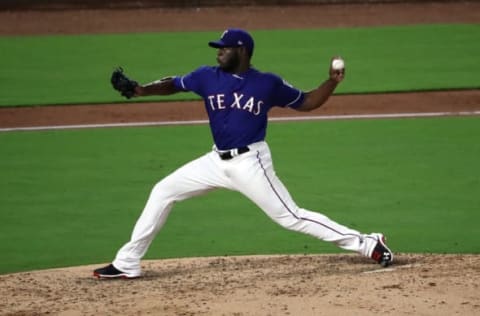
[208,28,254,57]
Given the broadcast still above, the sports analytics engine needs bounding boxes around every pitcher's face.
[216,47,241,73]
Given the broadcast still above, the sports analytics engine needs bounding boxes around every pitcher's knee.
[275,214,304,231]
[150,181,178,200]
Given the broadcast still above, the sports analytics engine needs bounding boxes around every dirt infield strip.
[1,2,479,316]
[1,90,480,129]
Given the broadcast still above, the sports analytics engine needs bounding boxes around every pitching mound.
[2,254,479,315]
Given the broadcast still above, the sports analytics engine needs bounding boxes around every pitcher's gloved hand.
[111,67,139,99]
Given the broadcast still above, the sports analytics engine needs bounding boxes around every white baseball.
[332,58,345,70]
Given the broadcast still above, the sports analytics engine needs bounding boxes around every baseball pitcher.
[94,28,393,279]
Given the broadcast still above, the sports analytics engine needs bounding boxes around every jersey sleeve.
[172,66,209,95]
[270,74,305,109]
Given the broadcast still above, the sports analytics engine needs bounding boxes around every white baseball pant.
[113,141,379,276]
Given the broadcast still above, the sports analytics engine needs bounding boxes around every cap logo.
[238,40,243,45]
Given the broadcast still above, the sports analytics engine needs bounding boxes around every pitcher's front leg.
[113,152,226,275]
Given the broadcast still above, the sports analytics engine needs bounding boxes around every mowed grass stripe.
[0,24,479,107]
[0,116,479,274]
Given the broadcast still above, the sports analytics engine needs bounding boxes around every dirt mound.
[1,254,479,315]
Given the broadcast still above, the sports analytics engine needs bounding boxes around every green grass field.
[1,117,479,274]
[0,24,479,106]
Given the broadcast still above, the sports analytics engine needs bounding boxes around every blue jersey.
[173,66,305,150]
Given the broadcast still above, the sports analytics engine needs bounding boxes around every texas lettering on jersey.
[207,92,263,116]
[173,66,305,149]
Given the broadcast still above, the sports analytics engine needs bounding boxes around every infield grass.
[1,116,479,274]
[0,24,479,107]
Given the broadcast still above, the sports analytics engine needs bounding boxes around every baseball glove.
[111,67,138,99]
